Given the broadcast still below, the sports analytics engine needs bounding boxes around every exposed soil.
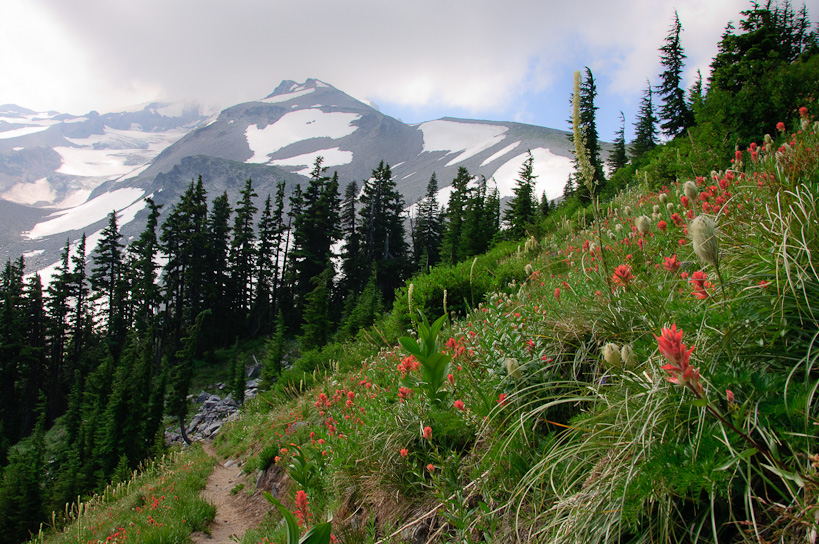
[191,442,270,543]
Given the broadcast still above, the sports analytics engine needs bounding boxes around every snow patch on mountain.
[2,178,56,205]
[481,141,521,166]
[260,88,316,104]
[418,120,508,167]
[26,187,145,239]
[491,148,573,201]
[0,125,51,139]
[269,147,353,175]
[245,108,361,164]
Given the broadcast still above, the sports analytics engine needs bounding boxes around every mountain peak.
[265,78,331,99]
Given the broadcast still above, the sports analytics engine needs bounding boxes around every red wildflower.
[689,270,712,299]
[680,195,690,208]
[399,448,408,457]
[294,489,312,528]
[777,121,786,132]
[612,264,634,289]
[799,106,809,118]
[554,287,561,301]
[423,426,432,440]
[454,399,465,411]
[655,324,702,394]
[663,254,680,273]
[427,463,435,472]
[497,393,507,406]
[447,373,454,385]
[657,220,668,232]
[726,389,735,403]
[397,386,413,400]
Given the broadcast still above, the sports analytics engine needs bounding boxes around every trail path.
[191,442,270,543]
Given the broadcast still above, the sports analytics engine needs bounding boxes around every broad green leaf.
[398,336,422,358]
[264,493,301,544]
[300,521,333,544]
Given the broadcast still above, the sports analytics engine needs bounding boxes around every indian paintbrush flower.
[656,324,702,394]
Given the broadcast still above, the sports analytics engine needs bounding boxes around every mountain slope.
[1,79,586,273]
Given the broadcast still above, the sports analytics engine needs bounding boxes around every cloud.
[5,0,805,125]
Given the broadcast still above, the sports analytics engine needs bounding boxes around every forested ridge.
[2,2,819,542]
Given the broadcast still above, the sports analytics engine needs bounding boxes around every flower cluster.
[656,324,702,394]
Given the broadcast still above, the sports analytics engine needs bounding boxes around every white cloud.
[5,0,805,127]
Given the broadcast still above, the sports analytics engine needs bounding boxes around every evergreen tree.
[91,213,125,346]
[46,241,72,420]
[168,310,209,444]
[568,68,605,201]
[68,234,90,364]
[461,176,496,257]
[340,266,384,338]
[607,111,629,173]
[0,257,25,451]
[632,81,659,159]
[504,151,538,239]
[340,181,364,297]
[299,266,333,351]
[269,181,287,315]
[261,309,286,389]
[252,193,276,334]
[539,191,552,218]
[412,173,444,271]
[440,167,471,265]
[21,274,45,436]
[0,408,45,544]
[657,11,694,138]
[293,159,341,314]
[128,198,162,335]
[358,161,408,302]
[161,177,209,343]
[229,178,258,323]
[205,192,232,344]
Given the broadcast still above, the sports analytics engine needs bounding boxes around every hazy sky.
[2,0,816,140]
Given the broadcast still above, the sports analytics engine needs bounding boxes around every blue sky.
[2,0,816,142]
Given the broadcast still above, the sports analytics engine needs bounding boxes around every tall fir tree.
[632,81,659,159]
[440,167,471,265]
[340,181,364,297]
[205,192,232,344]
[657,11,694,138]
[229,178,258,323]
[504,151,538,239]
[607,111,629,174]
[91,213,125,348]
[358,161,408,302]
[411,172,444,271]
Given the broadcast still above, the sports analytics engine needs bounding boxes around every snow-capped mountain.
[1,79,586,276]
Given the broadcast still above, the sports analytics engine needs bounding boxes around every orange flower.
[399,448,408,457]
[663,254,680,273]
[656,324,702,394]
[454,399,465,411]
[689,270,712,299]
[423,426,432,440]
[612,264,634,289]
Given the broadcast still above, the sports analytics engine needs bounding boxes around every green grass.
[33,445,215,544]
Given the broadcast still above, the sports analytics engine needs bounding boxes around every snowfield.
[245,108,361,164]
[260,87,316,104]
[25,187,146,239]
[491,148,573,201]
[269,147,353,176]
[418,120,508,167]
[2,178,56,205]
[481,141,522,166]
[0,125,51,139]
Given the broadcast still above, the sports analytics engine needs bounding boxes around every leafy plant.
[263,494,332,544]
[288,446,318,488]
[399,313,452,407]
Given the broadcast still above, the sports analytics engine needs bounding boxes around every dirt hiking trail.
[191,442,270,543]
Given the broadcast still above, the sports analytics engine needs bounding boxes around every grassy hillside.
[36,111,819,543]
